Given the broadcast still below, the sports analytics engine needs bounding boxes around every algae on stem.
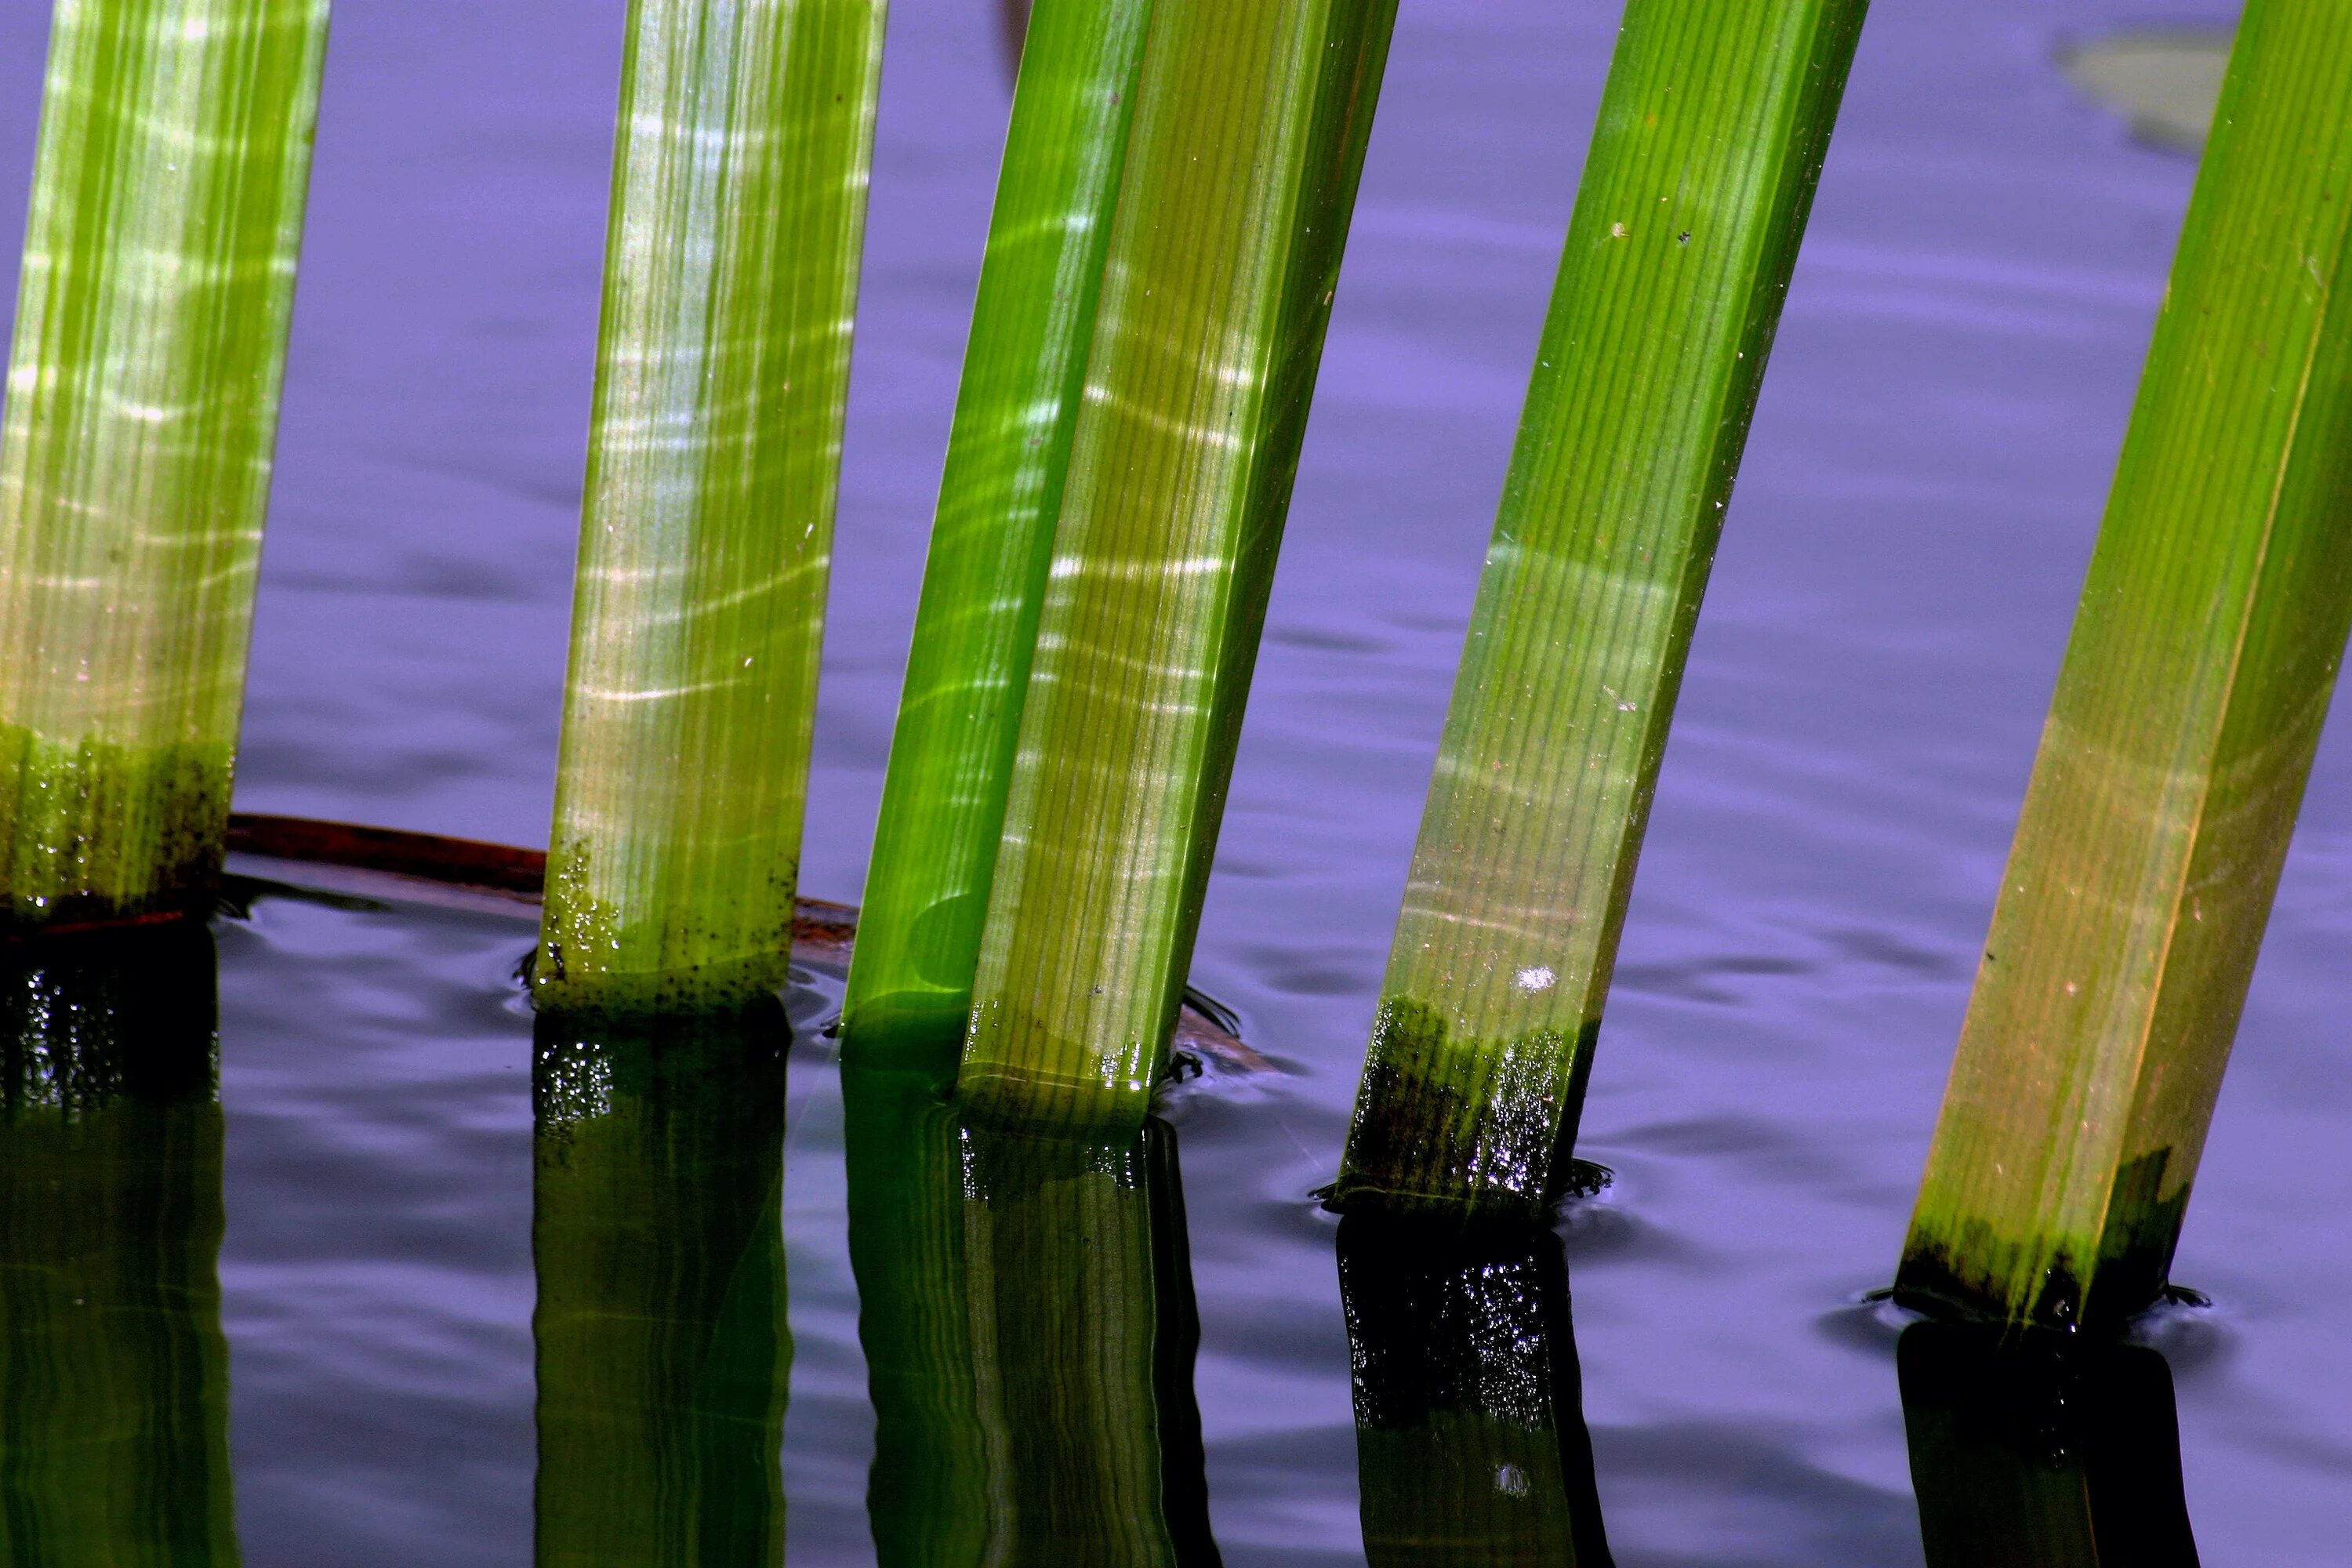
[0,0,331,929]
[1900,0,2352,1334]
[1335,0,1868,1216]
[536,0,887,1017]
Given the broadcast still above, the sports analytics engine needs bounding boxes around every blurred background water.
[9,1,2348,1564]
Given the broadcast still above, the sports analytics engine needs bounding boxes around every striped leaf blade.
[844,0,1154,1051]
[0,0,331,927]
[958,0,1399,1134]
[536,0,887,1015]
[1337,0,1869,1214]
[1900,0,2352,1333]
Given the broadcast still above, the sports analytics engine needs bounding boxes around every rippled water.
[8,0,2347,1563]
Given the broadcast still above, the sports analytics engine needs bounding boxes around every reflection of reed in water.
[1899,1323,2200,1568]
[1338,1216,1613,1567]
[843,1054,1218,1566]
[998,0,1032,78]
[0,925,238,1567]
[532,1007,793,1568]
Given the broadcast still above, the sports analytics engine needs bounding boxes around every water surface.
[6,2,2347,1564]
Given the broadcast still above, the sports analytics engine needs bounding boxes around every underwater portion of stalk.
[959,0,1399,1133]
[842,0,1153,1051]
[536,0,887,1015]
[1899,1326,2200,1566]
[532,1009,792,1566]
[1336,0,1868,1215]
[1899,2,2352,1334]
[0,927,238,1565]
[842,1055,1216,1567]
[0,0,330,930]
[1338,1215,1611,1566]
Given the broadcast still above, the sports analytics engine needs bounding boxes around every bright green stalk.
[0,926,238,1567]
[959,0,1398,1133]
[1336,0,1868,1215]
[841,0,1153,1051]
[1899,2,2352,1334]
[1898,1325,2199,1566]
[0,0,329,931]
[532,1009,792,1568]
[842,1058,1216,1567]
[535,0,887,1016]
[1338,1216,1611,1567]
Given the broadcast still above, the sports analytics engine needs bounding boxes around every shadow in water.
[1899,1321,2201,1567]
[998,0,1031,82]
[1338,1214,1614,1566]
[0,923,238,1566]
[842,1048,1219,1566]
[532,1005,793,1567]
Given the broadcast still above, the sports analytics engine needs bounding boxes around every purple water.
[8,1,2347,1564]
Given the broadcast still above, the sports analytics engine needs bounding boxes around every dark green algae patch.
[531,837,800,1018]
[1895,1148,2194,1341]
[1346,989,2195,1339]
[1333,995,1603,1220]
[0,731,232,933]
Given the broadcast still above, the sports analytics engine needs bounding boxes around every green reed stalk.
[535,0,886,1016]
[532,1009,792,1567]
[842,1058,1215,1566]
[1338,1216,1611,1567]
[1898,2,2352,1334]
[1899,1326,2199,1566]
[841,0,1153,1051]
[0,926,237,1566]
[958,0,1397,1133]
[1335,0,1867,1215]
[0,0,329,931]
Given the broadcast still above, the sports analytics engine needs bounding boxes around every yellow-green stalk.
[959,0,1398,1134]
[1899,0,2352,1334]
[843,0,1153,1051]
[0,0,330,930]
[1336,0,1868,1215]
[536,0,886,1015]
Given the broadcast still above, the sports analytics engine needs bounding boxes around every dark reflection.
[0,924,238,1566]
[1338,1215,1613,1566]
[842,1048,1219,1566]
[532,1006,793,1567]
[998,0,1031,82]
[1899,1322,2201,1567]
